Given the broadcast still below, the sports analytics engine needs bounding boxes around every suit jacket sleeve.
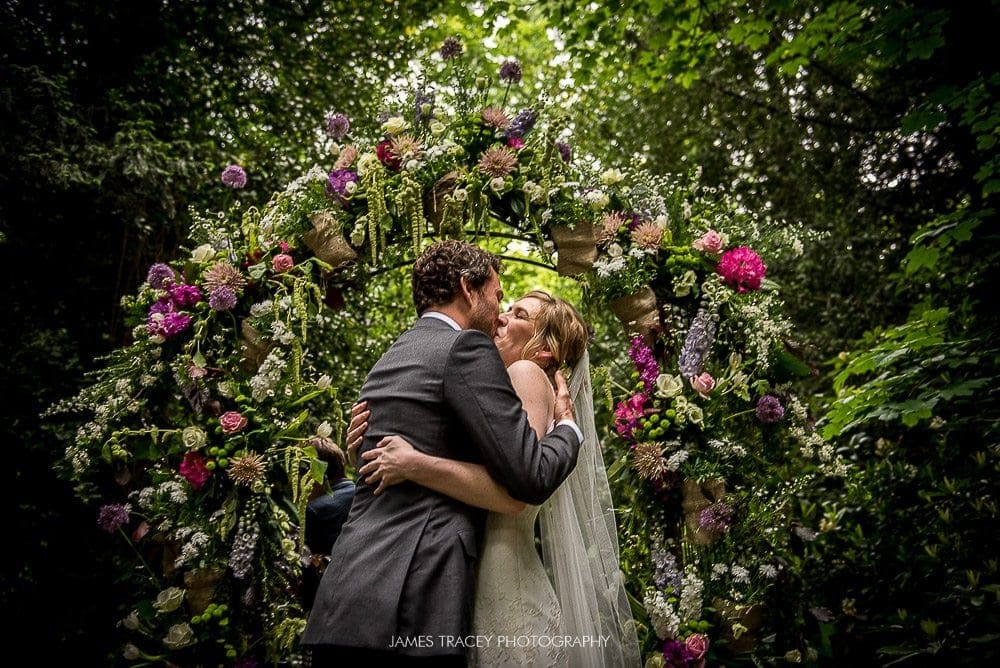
[443,329,581,505]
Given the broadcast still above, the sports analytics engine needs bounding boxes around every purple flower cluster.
[678,309,717,378]
[414,90,436,126]
[146,263,176,290]
[661,639,699,667]
[628,335,659,392]
[147,282,201,339]
[325,113,350,140]
[209,286,237,311]
[505,108,537,139]
[755,394,785,423]
[652,547,683,592]
[699,501,734,534]
[499,58,522,84]
[221,164,247,189]
[327,169,358,201]
[97,503,130,533]
[439,36,463,60]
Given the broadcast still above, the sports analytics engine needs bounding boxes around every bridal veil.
[539,349,642,667]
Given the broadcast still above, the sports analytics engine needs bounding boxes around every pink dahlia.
[631,221,664,250]
[717,246,766,293]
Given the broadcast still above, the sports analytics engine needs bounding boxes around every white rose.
[162,623,195,650]
[600,168,625,185]
[655,374,684,399]
[429,120,446,135]
[190,244,216,263]
[153,587,185,613]
[381,116,408,134]
[181,426,206,450]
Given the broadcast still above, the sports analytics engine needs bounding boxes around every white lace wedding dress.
[471,504,565,667]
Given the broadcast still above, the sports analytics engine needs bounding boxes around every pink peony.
[717,246,766,293]
[179,452,211,490]
[692,230,725,254]
[685,633,709,662]
[220,411,248,434]
[690,372,716,398]
[272,253,294,273]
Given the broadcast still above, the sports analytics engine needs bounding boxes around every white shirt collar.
[421,311,461,331]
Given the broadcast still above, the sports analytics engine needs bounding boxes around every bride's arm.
[357,361,554,515]
[359,437,527,514]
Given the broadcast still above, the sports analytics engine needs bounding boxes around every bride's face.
[494,296,545,368]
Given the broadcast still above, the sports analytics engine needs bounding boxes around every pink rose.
[692,230,724,254]
[272,253,294,273]
[220,410,248,434]
[690,372,716,398]
[685,633,709,660]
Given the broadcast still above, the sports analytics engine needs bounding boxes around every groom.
[302,240,583,665]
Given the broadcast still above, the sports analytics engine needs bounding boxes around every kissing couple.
[302,240,640,666]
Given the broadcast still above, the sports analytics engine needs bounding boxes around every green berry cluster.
[191,603,238,659]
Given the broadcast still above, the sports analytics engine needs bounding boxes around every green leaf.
[903,246,939,275]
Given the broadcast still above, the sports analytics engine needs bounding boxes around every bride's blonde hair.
[520,290,589,372]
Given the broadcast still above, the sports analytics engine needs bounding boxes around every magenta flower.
[220,410,248,434]
[221,164,247,189]
[180,452,211,490]
[146,299,193,338]
[614,392,648,439]
[717,246,767,293]
[326,169,358,201]
[628,336,659,392]
[97,503,130,533]
[168,283,202,308]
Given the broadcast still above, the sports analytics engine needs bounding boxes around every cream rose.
[190,244,216,263]
[655,374,684,399]
[153,586,185,613]
[181,426,207,450]
[162,622,195,649]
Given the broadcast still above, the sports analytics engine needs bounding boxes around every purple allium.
[678,309,717,378]
[555,140,572,163]
[146,263,176,290]
[97,503,130,533]
[699,501,734,534]
[439,36,463,60]
[326,169,359,201]
[499,59,522,84]
[221,164,248,189]
[506,108,538,139]
[324,113,351,140]
[168,283,202,309]
[209,285,238,311]
[756,394,785,423]
[628,335,660,392]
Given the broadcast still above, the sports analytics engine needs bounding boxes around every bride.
[351,290,640,667]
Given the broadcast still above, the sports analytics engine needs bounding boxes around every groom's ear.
[458,275,476,307]
[533,349,556,370]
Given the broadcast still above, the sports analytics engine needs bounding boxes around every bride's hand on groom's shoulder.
[553,370,575,424]
[358,435,418,495]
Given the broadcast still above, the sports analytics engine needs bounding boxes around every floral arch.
[56,41,845,666]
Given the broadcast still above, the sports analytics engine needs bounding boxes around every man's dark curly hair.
[412,240,502,314]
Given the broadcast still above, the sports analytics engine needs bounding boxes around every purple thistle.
[678,309,716,378]
[756,394,785,423]
[325,113,351,140]
[97,503,130,533]
[439,36,463,60]
[209,286,238,311]
[506,108,538,139]
[555,140,571,163]
[221,164,247,189]
[628,335,659,392]
[499,59,522,84]
[699,501,734,534]
[146,263,176,290]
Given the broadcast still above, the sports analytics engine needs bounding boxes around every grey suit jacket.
[301,316,581,655]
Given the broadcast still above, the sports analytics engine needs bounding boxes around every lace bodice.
[471,506,565,667]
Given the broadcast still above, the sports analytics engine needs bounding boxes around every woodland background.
[3,1,997,664]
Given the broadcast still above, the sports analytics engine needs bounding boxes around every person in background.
[301,441,355,609]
